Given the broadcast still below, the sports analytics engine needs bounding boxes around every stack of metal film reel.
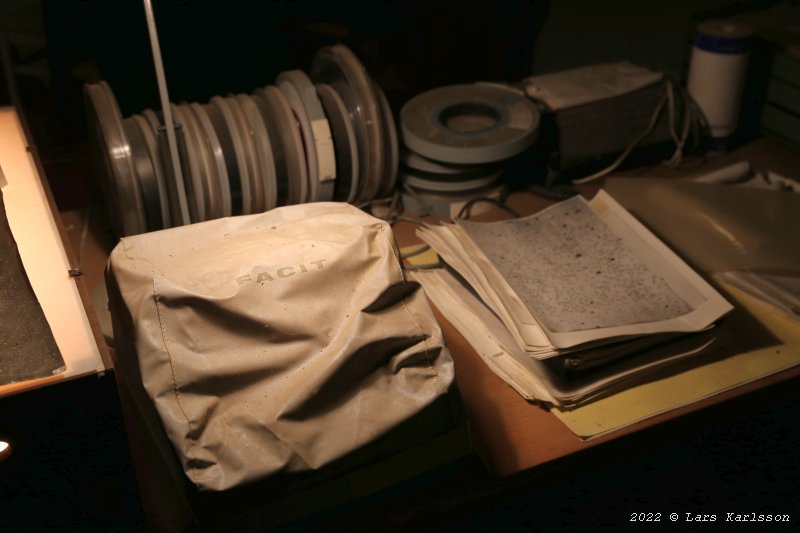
[85,45,398,237]
[398,82,540,217]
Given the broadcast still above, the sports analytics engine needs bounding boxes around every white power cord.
[573,84,669,185]
[572,79,695,185]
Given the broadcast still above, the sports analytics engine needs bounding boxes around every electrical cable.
[572,87,670,185]
[456,197,520,220]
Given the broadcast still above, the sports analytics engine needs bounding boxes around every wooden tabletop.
[390,137,800,476]
[59,136,800,479]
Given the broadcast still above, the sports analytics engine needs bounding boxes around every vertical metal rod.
[142,0,190,223]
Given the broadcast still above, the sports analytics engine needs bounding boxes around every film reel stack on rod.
[85,44,398,236]
[399,82,540,216]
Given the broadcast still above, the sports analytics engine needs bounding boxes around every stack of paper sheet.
[413,190,734,407]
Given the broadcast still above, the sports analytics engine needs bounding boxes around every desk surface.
[61,137,800,498]
[389,137,800,476]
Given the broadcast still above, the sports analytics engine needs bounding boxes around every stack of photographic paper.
[412,190,733,407]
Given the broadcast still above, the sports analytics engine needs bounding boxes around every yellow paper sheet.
[401,243,441,269]
[552,282,800,439]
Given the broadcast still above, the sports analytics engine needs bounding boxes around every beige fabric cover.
[107,202,454,491]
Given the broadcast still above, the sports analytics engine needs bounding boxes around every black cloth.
[0,189,65,385]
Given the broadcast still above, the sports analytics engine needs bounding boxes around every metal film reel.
[210,96,253,215]
[315,83,359,203]
[225,95,263,214]
[236,94,278,211]
[401,166,504,193]
[310,45,384,203]
[131,113,172,227]
[171,104,206,222]
[122,116,162,230]
[86,45,400,237]
[84,82,146,236]
[189,103,232,218]
[254,86,307,207]
[400,83,540,165]
[277,70,336,202]
[204,102,242,216]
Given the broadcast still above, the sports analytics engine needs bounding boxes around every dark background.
[2,0,784,208]
[38,1,549,138]
[1,1,798,530]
